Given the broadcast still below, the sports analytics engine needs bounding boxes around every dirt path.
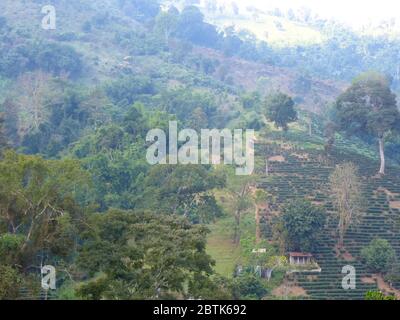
[375,275,400,299]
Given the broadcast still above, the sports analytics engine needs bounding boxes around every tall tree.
[142,165,225,224]
[155,10,178,44]
[0,151,91,272]
[13,71,56,137]
[77,209,215,300]
[275,199,326,252]
[264,92,297,131]
[329,163,363,248]
[334,73,400,175]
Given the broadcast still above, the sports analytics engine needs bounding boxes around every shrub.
[361,238,396,274]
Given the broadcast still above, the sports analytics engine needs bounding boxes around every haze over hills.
[0,0,400,301]
[176,0,400,36]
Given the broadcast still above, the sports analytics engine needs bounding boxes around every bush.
[233,274,268,300]
[361,239,396,274]
[0,265,21,300]
[365,290,396,300]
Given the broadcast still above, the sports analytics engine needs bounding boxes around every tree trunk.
[255,206,261,244]
[338,214,344,248]
[378,138,385,175]
[234,210,241,245]
[338,230,344,249]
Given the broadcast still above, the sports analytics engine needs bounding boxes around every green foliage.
[141,165,225,223]
[159,88,217,127]
[0,233,24,266]
[123,103,149,138]
[106,76,155,106]
[188,274,234,300]
[0,151,91,270]
[72,134,148,211]
[114,30,165,56]
[3,0,400,301]
[365,290,396,300]
[235,111,265,131]
[232,273,268,300]
[155,10,179,44]
[335,73,399,140]
[264,92,298,131]
[21,88,107,157]
[176,6,220,48]
[119,0,160,22]
[77,209,215,299]
[241,92,261,110]
[277,199,326,252]
[361,238,397,274]
[292,74,312,94]
[0,265,21,300]
[0,41,82,78]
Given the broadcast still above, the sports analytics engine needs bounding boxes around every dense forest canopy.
[0,0,399,301]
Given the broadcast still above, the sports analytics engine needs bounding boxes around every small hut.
[288,252,313,266]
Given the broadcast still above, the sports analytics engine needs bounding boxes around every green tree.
[277,199,326,252]
[225,173,255,245]
[361,238,396,274]
[106,76,155,106]
[241,91,261,110]
[141,165,225,224]
[176,6,220,48]
[123,102,149,138]
[77,209,215,300]
[264,92,297,131]
[72,133,148,211]
[334,73,400,175]
[155,11,178,44]
[188,274,233,300]
[0,265,21,300]
[0,151,91,271]
[232,273,268,300]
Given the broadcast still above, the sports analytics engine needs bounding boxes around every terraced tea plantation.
[256,133,400,300]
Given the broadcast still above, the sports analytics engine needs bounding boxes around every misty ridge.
[0,0,399,302]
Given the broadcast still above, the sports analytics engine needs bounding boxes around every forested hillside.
[0,0,400,300]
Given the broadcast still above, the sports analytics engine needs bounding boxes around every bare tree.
[14,71,56,137]
[329,163,364,248]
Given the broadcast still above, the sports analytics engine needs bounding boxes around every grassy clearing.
[210,15,323,47]
[207,216,241,277]
[207,185,257,278]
